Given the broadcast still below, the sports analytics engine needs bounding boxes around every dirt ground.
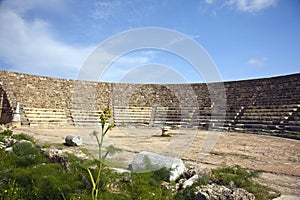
[14,126,300,198]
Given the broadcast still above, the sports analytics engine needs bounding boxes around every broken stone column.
[12,102,21,127]
[65,135,83,146]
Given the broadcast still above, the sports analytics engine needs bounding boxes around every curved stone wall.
[0,70,299,137]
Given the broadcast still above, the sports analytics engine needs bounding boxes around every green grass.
[0,130,280,200]
[12,133,35,143]
[211,165,279,200]
[0,129,13,137]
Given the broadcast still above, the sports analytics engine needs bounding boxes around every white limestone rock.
[182,174,199,189]
[131,151,185,181]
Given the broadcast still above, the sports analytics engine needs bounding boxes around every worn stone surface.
[131,151,185,181]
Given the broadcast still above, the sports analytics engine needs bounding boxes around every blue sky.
[0,0,299,83]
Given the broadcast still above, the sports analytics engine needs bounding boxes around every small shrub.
[174,186,198,200]
[12,142,45,167]
[0,135,4,143]
[161,133,172,137]
[12,133,35,143]
[153,167,171,182]
[126,169,173,200]
[211,165,274,200]
[12,142,33,156]
[0,130,13,137]
[42,143,51,148]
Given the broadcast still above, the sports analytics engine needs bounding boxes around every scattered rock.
[110,167,131,174]
[195,183,255,200]
[42,147,90,169]
[233,188,256,200]
[0,141,5,149]
[161,181,170,189]
[43,148,70,169]
[5,147,13,152]
[182,174,199,189]
[4,137,17,146]
[65,135,82,146]
[131,151,185,181]
[183,167,197,179]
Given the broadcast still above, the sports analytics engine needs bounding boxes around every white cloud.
[247,57,268,66]
[205,0,215,4]
[227,0,277,13]
[100,53,153,82]
[90,0,122,20]
[0,0,93,78]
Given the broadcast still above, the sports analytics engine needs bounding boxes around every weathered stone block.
[131,151,185,181]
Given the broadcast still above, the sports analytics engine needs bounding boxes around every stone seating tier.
[1,70,299,137]
[23,107,69,126]
[70,109,102,127]
[113,106,152,125]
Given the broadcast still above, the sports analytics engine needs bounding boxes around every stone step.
[284,125,300,131]
[250,104,299,109]
[29,122,70,126]
[28,118,68,122]
[70,109,102,113]
[73,121,101,125]
[113,112,151,116]
[25,113,67,118]
[243,112,293,117]
[23,108,65,112]
[288,121,300,125]
[237,119,281,125]
[114,106,151,110]
[235,123,278,129]
[72,117,100,121]
[240,116,287,120]
[115,119,150,123]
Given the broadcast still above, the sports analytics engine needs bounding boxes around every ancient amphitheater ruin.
[1,70,299,139]
[1,70,300,197]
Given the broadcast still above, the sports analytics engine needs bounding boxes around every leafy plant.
[87,108,115,200]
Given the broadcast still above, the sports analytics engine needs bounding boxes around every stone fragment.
[65,135,82,146]
[195,184,256,200]
[233,188,256,200]
[161,126,171,136]
[182,174,199,189]
[131,151,185,181]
